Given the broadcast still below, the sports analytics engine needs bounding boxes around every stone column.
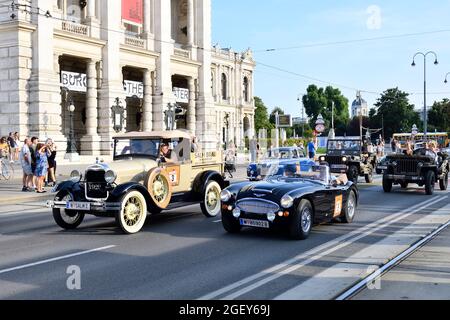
[187,77,196,134]
[81,60,100,155]
[142,69,153,132]
[153,0,174,131]
[85,0,100,38]
[87,0,96,18]
[187,0,195,46]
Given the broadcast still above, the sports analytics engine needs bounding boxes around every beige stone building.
[0,0,255,157]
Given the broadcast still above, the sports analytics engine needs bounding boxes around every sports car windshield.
[266,164,330,184]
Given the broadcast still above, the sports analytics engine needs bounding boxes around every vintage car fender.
[109,182,153,209]
[52,181,85,200]
[193,171,228,200]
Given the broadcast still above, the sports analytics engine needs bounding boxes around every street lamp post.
[444,72,450,84]
[62,87,79,162]
[411,51,439,140]
[297,95,305,138]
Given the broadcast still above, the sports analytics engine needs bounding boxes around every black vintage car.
[320,137,377,185]
[220,164,359,240]
[382,148,449,195]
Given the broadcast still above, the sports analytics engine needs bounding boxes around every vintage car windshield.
[328,140,361,151]
[114,138,161,159]
[265,164,330,184]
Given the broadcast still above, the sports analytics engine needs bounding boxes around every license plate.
[66,202,91,211]
[240,218,270,229]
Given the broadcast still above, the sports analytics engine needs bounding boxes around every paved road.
[0,176,449,300]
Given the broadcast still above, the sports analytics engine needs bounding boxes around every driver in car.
[159,143,177,163]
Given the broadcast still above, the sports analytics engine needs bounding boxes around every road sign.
[278,115,292,128]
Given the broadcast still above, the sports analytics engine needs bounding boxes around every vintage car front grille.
[394,159,419,174]
[85,169,108,199]
[326,156,344,166]
[237,199,280,215]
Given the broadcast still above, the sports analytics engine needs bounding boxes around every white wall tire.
[200,181,222,218]
[116,191,148,234]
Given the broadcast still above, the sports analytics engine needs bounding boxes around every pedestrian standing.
[35,143,48,193]
[20,138,33,192]
[45,138,57,187]
[13,132,20,161]
[30,137,39,190]
[307,139,316,160]
[391,139,396,153]
[7,132,15,163]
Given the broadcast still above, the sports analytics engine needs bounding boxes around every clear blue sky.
[212,0,450,117]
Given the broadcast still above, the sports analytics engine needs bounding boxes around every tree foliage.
[254,96,273,133]
[428,98,450,133]
[302,85,350,136]
[370,88,421,139]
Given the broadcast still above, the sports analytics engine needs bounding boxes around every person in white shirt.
[20,138,33,192]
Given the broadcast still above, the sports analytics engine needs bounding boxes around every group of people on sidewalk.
[0,134,58,193]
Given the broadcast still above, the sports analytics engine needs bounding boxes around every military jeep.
[382,148,449,195]
[319,137,377,185]
[48,131,229,234]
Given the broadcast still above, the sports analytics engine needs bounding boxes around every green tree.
[370,88,421,139]
[428,99,450,133]
[302,85,350,136]
[254,96,273,133]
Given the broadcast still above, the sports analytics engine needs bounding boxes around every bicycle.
[0,157,14,181]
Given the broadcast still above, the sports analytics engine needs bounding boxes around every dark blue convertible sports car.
[247,147,315,181]
[221,164,359,240]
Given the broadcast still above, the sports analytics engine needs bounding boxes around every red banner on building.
[122,0,143,24]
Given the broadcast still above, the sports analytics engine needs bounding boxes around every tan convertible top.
[114,130,193,140]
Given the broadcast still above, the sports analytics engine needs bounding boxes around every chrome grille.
[237,199,280,214]
[395,159,419,174]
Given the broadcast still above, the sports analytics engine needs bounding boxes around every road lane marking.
[198,196,447,300]
[276,204,450,300]
[0,245,116,275]
[336,211,450,300]
[213,220,222,223]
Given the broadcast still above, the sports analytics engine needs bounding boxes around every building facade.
[351,91,369,118]
[0,0,255,156]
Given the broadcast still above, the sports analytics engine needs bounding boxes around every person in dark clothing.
[30,137,39,190]
[45,138,57,187]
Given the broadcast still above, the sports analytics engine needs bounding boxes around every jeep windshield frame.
[327,139,362,156]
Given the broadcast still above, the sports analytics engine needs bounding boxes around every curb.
[0,193,53,205]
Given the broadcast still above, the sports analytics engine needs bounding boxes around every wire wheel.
[116,191,147,234]
[0,159,14,180]
[145,168,173,209]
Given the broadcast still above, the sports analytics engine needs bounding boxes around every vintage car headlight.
[319,156,326,162]
[220,189,232,202]
[70,170,82,183]
[392,161,398,167]
[267,211,276,222]
[281,195,294,209]
[233,208,241,218]
[104,170,117,184]
[342,156,348,162]
[418,162,424,167]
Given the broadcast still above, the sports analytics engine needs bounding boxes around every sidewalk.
[0,162,250,205]
[355,215,450,300]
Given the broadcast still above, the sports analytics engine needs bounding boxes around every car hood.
[237,179,321,201]
[85,158,157,184]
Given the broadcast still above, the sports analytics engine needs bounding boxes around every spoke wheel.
[116,191,147,234]
[52,192,85,230]
[201,181,222,218]
[145,168,173,210]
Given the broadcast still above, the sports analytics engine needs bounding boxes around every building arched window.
[221,73,227,100]
[211,71,216,97]
[243,76,249,102]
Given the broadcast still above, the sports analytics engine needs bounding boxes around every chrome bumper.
[386,175,424,181]
[46,200,122,212]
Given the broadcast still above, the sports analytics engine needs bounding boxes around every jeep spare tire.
[145,168,173,209]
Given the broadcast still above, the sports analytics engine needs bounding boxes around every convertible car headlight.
[105,170,117,184]
[342,157,348,162]
[220,189,232,202]
[280,195,294,209]
[70,170,82,183]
